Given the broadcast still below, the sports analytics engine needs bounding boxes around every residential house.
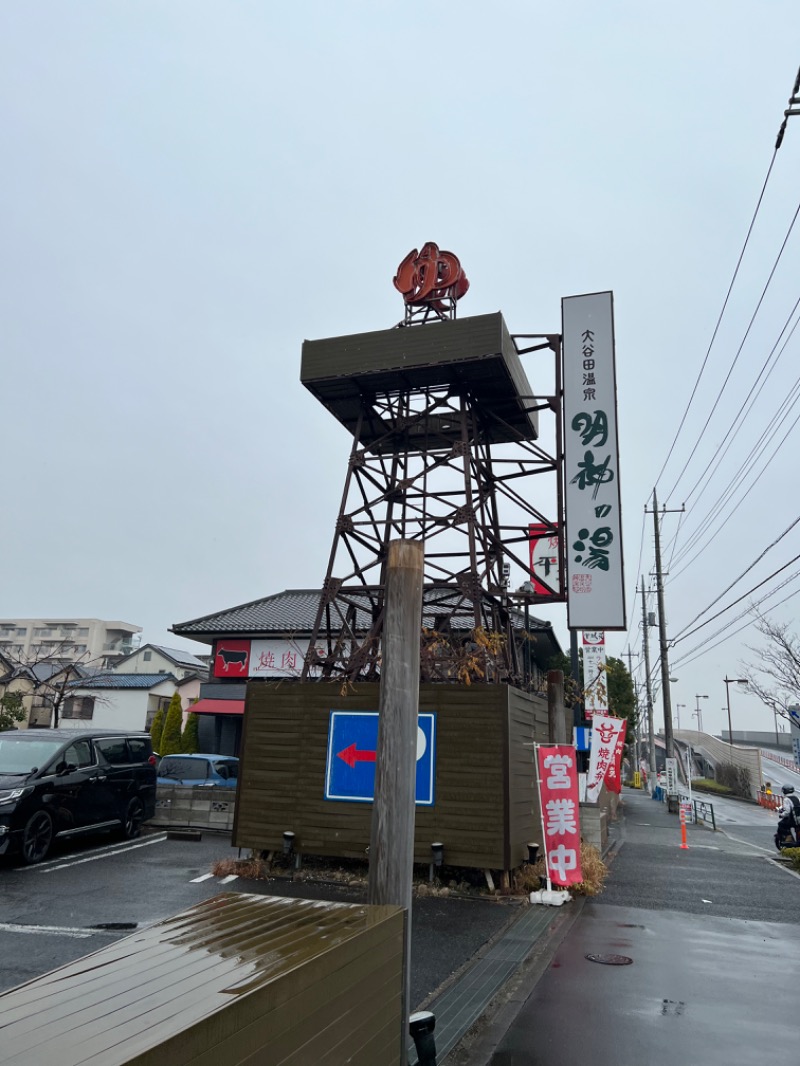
[113,643,209,681]
[61,673,202,735]
[0,657,95,729]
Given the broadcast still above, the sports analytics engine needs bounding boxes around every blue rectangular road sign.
[324,711,436,806]
[574,727,592,751]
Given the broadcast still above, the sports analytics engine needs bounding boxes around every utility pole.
[647,490,683,759]
[641,578,656,792]
[625,649,641,781]
[368,539,424,1054]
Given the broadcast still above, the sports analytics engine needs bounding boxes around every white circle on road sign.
[417,726,427,762]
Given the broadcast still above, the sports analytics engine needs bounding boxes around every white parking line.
[33,834,168,873]
[219,874,239,884]
[0,922,93,939]
[190,873,215,883]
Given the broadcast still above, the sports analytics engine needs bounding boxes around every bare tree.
[741,614,800,720]
[0,642,107,728]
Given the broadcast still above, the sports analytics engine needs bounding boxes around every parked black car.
[0,729,157,864]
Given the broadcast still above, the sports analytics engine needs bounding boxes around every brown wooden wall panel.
[235,682,547,869]
[505,688,549,868]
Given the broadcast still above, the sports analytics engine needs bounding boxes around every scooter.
[774,814,800,853]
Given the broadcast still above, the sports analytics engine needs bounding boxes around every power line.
[671,512,800,638]
[664,195,800,504]
[673,550,800,646]
[671,575,800,670]
[653,149,778,495]
[656,67,800,500]
[667,380,800,580]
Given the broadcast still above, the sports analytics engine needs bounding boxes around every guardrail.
[692,798,716,829]
[761,749,797,770]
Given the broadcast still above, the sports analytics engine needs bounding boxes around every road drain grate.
[89,923,138,931]
[585,953,633,965]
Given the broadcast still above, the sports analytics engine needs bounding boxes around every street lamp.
[693,694,708,733]
[723,677,748,746]
[675,703,686,730]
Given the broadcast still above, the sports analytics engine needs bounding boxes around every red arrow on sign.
[337,743,377,769]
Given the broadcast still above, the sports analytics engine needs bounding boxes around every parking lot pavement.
[0,828,518,1010]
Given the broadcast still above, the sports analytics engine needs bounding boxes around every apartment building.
[0,618,142,668]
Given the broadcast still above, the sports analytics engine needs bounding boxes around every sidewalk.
[445,787,800,1065]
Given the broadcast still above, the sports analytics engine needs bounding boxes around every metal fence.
[149,785,236,832]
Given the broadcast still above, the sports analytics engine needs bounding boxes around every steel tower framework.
[300,313,565,684]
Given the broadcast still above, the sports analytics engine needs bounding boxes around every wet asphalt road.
[0,827,515,1010]
[480,789,800,1066]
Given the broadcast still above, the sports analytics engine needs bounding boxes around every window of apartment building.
[77,628,89,637]
[62,696,95,720]
[15,627,26,636]
[33,628,52,637]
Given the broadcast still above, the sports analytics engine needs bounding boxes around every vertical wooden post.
[368,539,424,1050]
[547,670,567,744]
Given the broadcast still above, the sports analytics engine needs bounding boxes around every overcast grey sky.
[3,3,800,737]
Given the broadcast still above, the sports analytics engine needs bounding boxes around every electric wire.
[667,374,800,580]
[672,550,800,646]
[671,574,800,670]
[671,512,800,639]
[664,194,800,505]
[675,288,800,515]
[653,147,778,496]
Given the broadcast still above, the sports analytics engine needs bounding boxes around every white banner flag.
[582,630,607,717]
[586,713,625,803]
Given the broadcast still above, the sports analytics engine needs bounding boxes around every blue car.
[157,754,238,787]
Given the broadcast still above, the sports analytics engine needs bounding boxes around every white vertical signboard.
[562,292,626,630]
[582,630,607,717]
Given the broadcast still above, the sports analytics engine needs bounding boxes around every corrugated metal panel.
[0,892,404,1066]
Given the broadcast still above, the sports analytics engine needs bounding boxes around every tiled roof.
[172,588,556,640]
[148,645,207,669]
[69,673,174,690]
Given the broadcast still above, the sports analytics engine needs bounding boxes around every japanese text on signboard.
[585,714,626,803]
[536,745,583,888]
[562,292,625,629]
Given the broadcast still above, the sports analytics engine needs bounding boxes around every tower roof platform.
[301,312,539,447]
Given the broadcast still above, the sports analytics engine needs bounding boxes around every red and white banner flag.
[603,719,627,794]
[586,714,626,803]
[528,523,561,597]
[582,630,607,718]
[536,745,583,888]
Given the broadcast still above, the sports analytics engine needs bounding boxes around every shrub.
[150,708,165,752]
[159,692,184,756]
[181,712,200,754]
[691,777,732,796]
[715,763,752,799]
[513,841,608,897]
[780,847,800,873]
[0,692,26,732]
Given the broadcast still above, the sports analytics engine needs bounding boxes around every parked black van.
[0,729,157,864]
